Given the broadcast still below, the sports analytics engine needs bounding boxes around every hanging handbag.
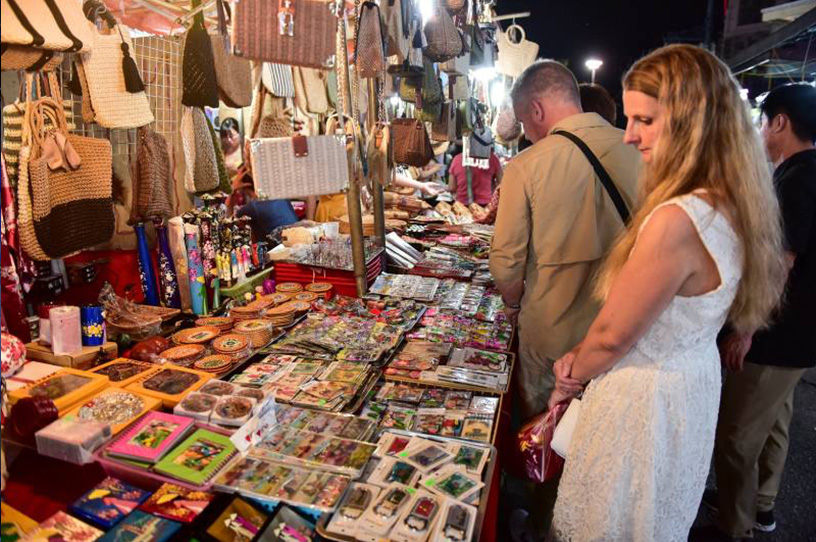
[367,122,390,186]
[518,401,570,483]
[387,18,424,76]
[182,2,219,108]
[431,101,456,142]
[25,74,114,259]
[327,114,364,185]
[234,0,338,69]
[1,0,94,53]
[180,106,219,194]
[356,1,386,78]
[423,5,462,63]
[381,0,409,61]
[494,102,521,143]
[496,23,539,78]
[293,67,329,114]
[469,24,495,69]
[78,21,154,129]
[391,117,433,167]
[445,0,466,13]
[468,125,493,159]
[130,127,172,224]
[249,135,350,200]
[210,34,252,108]
[441,50,470,77]
[262,62,296,98]
[1,46,62,72]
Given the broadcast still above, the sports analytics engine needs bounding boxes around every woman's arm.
[570,205,707,382]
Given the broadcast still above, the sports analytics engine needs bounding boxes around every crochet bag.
[496,24,539,78]
[494,103,522,144]
[210,34,252,108]
[391,117,433,167]
[182,2,219,108]
[1,0,94,52]
[25,75,114,259]
[355,1,386,78]
[234,0,338,69]
[78,22,153,129]
[262,63,296,98]
[423,5,462,63]
[130,126,172,224]
[180,106,219,193]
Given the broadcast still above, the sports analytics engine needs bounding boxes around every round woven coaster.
[179,393,217,412]
[276,282,303,293]
[174,326,220,345]
[212,333,251,354]
[194,316,235,331]
[194,355,233,373]
[288,301,311,314]
[293,292,319,303]
[234,319,274,333]
[264,292,291,305]
[265,303,296,316]
[161,344,207,362]
[305,282,332,293]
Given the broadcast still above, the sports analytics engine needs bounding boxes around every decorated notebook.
[23,511,103,542]
[257,505,316,542]
[153,428,237,486]
[106,411,195,463]
[139,483,215,523]
[205,497,269,542]
[97,510,181,542]
[70,476,152,529]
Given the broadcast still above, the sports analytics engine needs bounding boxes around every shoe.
[688,525,748,542]
[702,489,719,513]
[755,509,776,533]
[509,509,536,542]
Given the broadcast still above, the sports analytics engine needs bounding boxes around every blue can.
[80,305,105,346]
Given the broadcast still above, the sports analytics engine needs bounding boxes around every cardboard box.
[24,341,118,370]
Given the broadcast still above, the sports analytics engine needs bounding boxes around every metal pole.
[368,78,386,252]
[704,0,716,52]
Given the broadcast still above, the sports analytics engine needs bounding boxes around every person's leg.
[756,368,806,513]
[714,363,804,538]
[516,327,555,421]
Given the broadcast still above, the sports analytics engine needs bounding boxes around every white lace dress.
[551,194,743,542]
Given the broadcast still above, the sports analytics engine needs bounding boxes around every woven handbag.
[469,24,495,69]
[182,3,219,108]
[180,106,219,193]
[78,22,154,129]
[234,0,338,69]
[210,34,252,108]
[391,117,433,167]
[293,67,329,114]
[249,135,349,200]
[262,63,296,98]
[130,127,172,224]
[327,114,364,186]
[494,103,522,143]
[367,122,390,186]
[381,0,409,61]
[496,24,539,78]
[0,45,62,72]
[356,1,385,78]
[432,101,456,143]
[1,0,94,52]
[423,6,462,63]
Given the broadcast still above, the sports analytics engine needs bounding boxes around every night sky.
[495,0,724,106]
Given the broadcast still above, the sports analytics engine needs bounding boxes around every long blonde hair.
[596,44,786,333]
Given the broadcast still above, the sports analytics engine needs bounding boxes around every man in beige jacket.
[490,60,640,420]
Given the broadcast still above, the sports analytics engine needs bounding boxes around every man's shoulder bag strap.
[552,130,631,224]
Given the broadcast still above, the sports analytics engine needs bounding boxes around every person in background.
[236,198,299,241]
[550,44,786,542]
[579,83,618,126]
[447,146,502,206]
[219,118,243,176]
[697,83,816,542]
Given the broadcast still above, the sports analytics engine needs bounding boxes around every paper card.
[421,465,484,502]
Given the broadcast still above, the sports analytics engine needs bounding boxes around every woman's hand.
[549,352,584,409]
[420,182,444,196]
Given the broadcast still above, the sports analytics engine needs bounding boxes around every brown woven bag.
[391,117,433,167]
[423,6,462,63]
[355,1,385,78]
[210,34,252,108]
[130,126,172,224]
[0,45,62,72]
[432,101,456,142]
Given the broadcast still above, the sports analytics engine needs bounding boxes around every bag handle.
[553,130,631,224]
[504,23,526,45]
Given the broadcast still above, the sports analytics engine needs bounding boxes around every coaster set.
[173,326,221,345]
[264,292,292,305]
[194,354,234,375]
[234,319,277,347]
[159,344,207,367]
[305,282,333,300]
[264,303,297,327]
[211,333,252,359]
[194,316,235,332]
[293,291,319,303]
[276,282,304,293]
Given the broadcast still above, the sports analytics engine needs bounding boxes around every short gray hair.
[510,60,581,107]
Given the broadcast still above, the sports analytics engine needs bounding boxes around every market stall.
[1,0,541,540]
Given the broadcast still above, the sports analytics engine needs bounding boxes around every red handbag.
[517,401,569,483]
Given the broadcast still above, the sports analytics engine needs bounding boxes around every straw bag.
[469,24,495,69]
[130,127,172,224]
[210,34,252,108]
[1,0,94,52]
[423,5,462,63]
[234,0,338,69]
[496,24,539,78]
[391,117,433,167]
[0,45,62,72]
[293,67,329,114]
[262,63,295,98]
[432,101,456,142]
[381,0,410,61]
[182,4,219,108]
[78,22,153,129]
[356,1,386,78]
[250,135,350,200]
[25,77,114,259]
[180,106,219,193]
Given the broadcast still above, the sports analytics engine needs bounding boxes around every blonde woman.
[548,45,786,541]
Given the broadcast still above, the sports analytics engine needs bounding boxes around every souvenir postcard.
[443,391,472,411]
[468,395,500,415]
[257,505,316,542]
[106,411,195,463]
[153,429,237,486]
[461,416,494,443]
[419,389,447,409]
[70,477,151,529]
[360,401,387,422]
[290,390,343,411]
[375,383,423,404]
[300,380,352,402]
[379,405,417,432]
[448,347,507,372]
[320,362,368,384]
[413,408,446,436]
[23,511,102,542]
[451,443,490,476]
[440,412,465,438]
[97,510,181,542]
[229,373,271,387]
[205,497,268,542]
[421,465,484,502]
[288,361,324,377]
[139,483,214,523]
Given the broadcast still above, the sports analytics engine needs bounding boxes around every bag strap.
[553,130,630,224]
[465,166,474,205]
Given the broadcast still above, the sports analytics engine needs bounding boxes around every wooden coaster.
[212,333,251,354]
[276,282,303,293]
[160,344,207,363]
[293,292,319,303]
[194,316,235,332]
[194,355,233,374]
[173,326,220,345]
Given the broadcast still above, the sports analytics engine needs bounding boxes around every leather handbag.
[262,62,296,98]
[356,1,386,78]
[181,3,219,108]
[249,135,350,199]
[78,22,154,129]
[423,5,462,63]
[130,126,172,224]
[293,67,329,114]
[0,45,62,72]
[468,125,494,159]
[1,0,94,53]
[210,34,252,108]
[391,117,433,167]
[234,0,338,69]
[496,23,539,78]
[431,101,456,142]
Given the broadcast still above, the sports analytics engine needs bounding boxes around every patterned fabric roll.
[168,217,192,312]
[155,220,181,309]
[134,222,160,306]
[184,224,208,316]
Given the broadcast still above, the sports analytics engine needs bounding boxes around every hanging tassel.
[68,60,83,96]
[120,42,145,93]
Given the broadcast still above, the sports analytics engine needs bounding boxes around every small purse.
[355,1,386,78]
[210,34,252,108]
[431,101,456,142]
[391,117,433,167]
